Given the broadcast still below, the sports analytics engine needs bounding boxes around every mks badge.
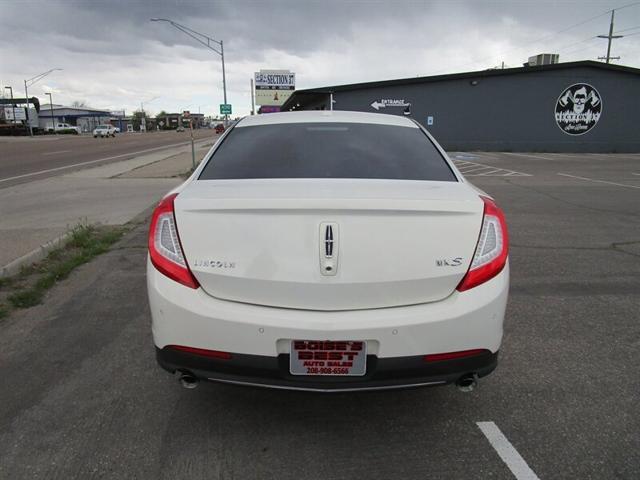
[555,83,602,136]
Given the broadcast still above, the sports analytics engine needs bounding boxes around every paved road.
[0,153,638,479]
[0,129,213,187]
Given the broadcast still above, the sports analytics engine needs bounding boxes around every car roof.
[236,110,417,128]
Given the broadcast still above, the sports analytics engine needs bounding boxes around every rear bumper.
[147,258,509,392]
[156,346,499,392]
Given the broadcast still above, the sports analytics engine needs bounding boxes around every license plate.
[289,340,367,376]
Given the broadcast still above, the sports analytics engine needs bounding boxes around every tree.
[71,100,87,108]
[155,110,167,119]
[132,110,148,131]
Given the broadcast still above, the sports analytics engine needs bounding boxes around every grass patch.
[0,224,126,318]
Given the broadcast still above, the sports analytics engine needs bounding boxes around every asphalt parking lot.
[0,151,638,479]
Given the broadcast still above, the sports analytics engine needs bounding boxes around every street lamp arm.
[151,18,222,55]
[151,17,228,121]
[26,68,63,87]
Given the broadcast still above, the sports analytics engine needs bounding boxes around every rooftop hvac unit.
[527,53,560,66]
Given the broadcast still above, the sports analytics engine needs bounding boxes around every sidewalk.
[0,139,214,275]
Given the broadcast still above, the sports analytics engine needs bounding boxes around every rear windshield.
[198,122,456,181]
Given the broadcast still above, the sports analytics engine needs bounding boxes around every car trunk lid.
[174,179,483,311]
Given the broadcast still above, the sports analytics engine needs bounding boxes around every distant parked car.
[93,125,117,138]
[176,126,185,132]
[45,123,80,134]
[114,127,121,133]
[214,123,225,134]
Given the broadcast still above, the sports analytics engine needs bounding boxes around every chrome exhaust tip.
[178,371,199,389]
[456,373,478,393]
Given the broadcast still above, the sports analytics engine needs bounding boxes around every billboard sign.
[4,107,26,121]
[254,70,295,107]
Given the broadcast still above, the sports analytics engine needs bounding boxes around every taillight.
[148,193,200,289]
[457,196,508,292]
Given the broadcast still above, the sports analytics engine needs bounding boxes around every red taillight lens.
[168,345,232,360]
[148,193,200,289]
[424,349,489,362]
[457,196,508,292]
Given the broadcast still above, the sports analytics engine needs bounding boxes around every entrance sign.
[370,99,411,111]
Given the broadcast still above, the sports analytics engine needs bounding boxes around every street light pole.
[139,96,160,132]
[150,18,228,123]
[4,86,15,126]
[24,68,62,136]
[250,78,255,115]
[45,92,55,134]
[23,80,30,136]
[221,40,227,119]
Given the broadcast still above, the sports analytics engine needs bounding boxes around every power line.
[556,36,598,52]
[614,25,640,33]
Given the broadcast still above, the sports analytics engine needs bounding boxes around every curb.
[0,136,209,278]
[0,232,73,278]
[0,205,158,279]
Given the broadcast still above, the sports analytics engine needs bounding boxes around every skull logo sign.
[555,83,602,136]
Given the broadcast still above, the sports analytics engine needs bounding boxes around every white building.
[38,104,112,133]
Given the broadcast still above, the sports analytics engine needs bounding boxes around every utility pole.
[250,78,255,115]
[45,92,55,133]
[598,10,624,63]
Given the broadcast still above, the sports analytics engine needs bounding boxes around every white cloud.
[1,0,638,117]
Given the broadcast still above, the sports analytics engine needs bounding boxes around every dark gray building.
[281,61,640,152]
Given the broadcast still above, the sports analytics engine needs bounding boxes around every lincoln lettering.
[193,259,236,269]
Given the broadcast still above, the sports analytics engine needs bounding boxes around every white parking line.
[557,173,640,190]
[477,168,504,176]
[453,159,531,177]
[458,165,492,174]
[632,173,640,176]
[502,152,553,161]
[41,150,71,156]
[477,422,540,480]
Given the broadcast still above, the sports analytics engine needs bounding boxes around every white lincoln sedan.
[147,111,509,392]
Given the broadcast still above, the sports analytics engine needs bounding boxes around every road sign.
[220,104,232,115]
